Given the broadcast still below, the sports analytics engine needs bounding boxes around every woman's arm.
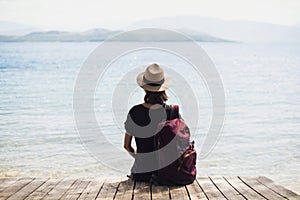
[124,132,136,157]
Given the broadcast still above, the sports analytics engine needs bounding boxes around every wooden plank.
[210,176,245,200]
[96,178,120,200]
[24,178,62,200]
[186,181,208,200]
[151,184,170,200]
[61,178,91,200]
[239,176,287,200]
[0,178,19,186]
[42,178,76,200]
[133,181,151,200]
[197,177,227,200]
[0,176,297,200]
[257,176,300,200]
[224,176,265,200]
[0,178,19,193]
[77,178,104,200]
[114,177,134,200]
[0,177,34,200]
[6,178,48,200]
[169,185,189,200]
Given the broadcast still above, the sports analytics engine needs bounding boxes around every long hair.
[144,90,168,105]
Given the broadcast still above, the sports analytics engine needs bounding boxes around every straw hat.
[136,63,171,92]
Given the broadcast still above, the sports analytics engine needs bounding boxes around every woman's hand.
[124,132,136,158]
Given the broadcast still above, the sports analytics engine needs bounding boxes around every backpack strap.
[170,105,179,120]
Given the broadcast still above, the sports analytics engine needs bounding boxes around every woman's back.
[125,103,171,153]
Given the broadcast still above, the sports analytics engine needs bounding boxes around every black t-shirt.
[124,104,171,153]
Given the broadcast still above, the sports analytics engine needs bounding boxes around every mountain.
[108,28,229,42]
[3,16,297,43]
[0,21,42,36]
[19,29,117,41]
[127,16,300,43]
[0,28,229,42]
[1,17,299,43]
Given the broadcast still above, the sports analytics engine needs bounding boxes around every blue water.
[0,42,299,192]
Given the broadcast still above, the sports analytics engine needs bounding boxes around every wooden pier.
[0,176,299,199]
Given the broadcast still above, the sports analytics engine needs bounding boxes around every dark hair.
[144,90,168,105]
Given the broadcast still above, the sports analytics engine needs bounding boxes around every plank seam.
[195,179,209,200]
[256,178,289,200]
[0,178,19,193]
[237,176,268,200]
[94,179,105,199]
[42,178,64,199]
[168,186,172,199]
[131,180,135,200]
[75,179,92,200]
[131,180,136,200]
[113,179,122,200]
[184,185,191,200]
[22,178,50,200]
[77,178,97,200]
[208,176,229,200]
[5,178,35,199]
[58,179,78,200]
[223,177,248,200]
[150,183,153,200]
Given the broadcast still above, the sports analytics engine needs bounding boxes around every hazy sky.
[0,0,299,30]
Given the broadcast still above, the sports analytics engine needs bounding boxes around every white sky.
[0,0,299,30]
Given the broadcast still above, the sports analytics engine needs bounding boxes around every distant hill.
[18,29,117,42]
[3,16,297,43]
[0,28,230,42]
[127,16,300,43]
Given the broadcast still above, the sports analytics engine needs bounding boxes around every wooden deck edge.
[256,176,300,196]
[0,176,299,200]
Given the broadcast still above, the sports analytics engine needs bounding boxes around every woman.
[123,63,174,181]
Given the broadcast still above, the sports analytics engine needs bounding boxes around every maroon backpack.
[155,105,197,185]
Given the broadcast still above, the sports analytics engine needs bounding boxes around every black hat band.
[143,76,165,86]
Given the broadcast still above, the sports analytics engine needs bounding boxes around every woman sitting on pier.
[123,63,173,181]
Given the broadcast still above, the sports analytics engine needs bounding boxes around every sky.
[0,0,299,31]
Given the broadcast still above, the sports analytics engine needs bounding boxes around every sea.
[0,41,299,193]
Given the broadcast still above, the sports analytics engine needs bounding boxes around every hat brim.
[136,72,171,92]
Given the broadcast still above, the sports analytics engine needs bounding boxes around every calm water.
[0,42,299,192]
